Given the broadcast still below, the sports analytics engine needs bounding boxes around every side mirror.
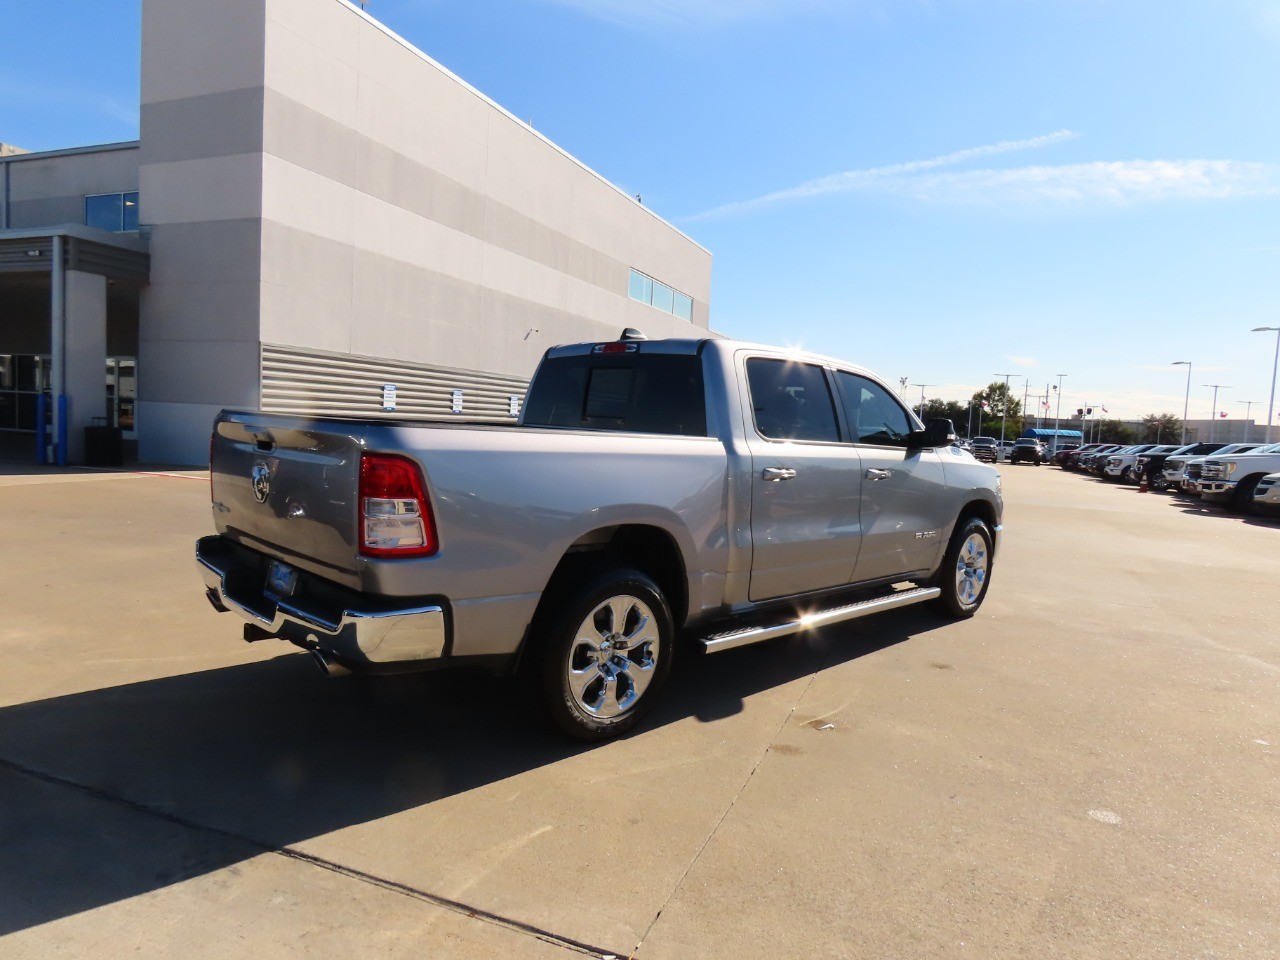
[908,418,958,450]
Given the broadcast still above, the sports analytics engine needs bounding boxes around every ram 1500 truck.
[197,334,1003,740]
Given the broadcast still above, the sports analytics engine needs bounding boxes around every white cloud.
[687,131,1079,220]
[1006,356,1039,367]
[882,160,1280,205]
[688,153,1280,220]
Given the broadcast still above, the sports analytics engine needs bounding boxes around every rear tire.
[933,517,994,619]
[536,567,674,742]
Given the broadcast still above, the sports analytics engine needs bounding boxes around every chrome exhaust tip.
[311,649,352,678]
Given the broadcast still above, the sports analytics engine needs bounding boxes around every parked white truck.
[197,333,1003,740]
[1193,442,1280,511]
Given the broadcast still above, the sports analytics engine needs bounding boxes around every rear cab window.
[522,353,707,436]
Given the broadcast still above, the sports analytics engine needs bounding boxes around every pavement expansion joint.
[628,650,833,958]
[0,756,620,959]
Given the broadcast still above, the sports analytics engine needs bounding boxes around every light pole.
[910,384,935,421]
[1253,326,1280,443]
[994,372,1016,442]
[1236,400,1259,442]
[1203,384,1231,442]
[1171,361,1192,443]
[1053,373,1067,447]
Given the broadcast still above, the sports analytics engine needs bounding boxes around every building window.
[0,354,51,433]
[85,191,139,232]
[628,268,693,322]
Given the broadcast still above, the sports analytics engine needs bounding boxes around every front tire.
[1230,475,1262,515]
[537,567,674,742]
[933,517,994,618]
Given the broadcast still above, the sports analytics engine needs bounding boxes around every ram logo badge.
[251,460,272,504]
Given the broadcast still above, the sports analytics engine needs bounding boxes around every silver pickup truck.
[197,333,1002,740]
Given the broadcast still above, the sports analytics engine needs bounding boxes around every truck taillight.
[358,453,438,558]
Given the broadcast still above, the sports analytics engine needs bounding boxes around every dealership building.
[0,0,712,466]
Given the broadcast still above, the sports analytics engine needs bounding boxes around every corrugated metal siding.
[261,343,529,422]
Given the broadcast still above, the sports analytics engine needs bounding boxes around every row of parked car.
[1052,439,1280,515]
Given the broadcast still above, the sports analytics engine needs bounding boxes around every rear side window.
[746,358,839,442]
[835,372,912,446]
[522,354,707,436]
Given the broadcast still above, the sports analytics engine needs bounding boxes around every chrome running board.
[698,586,941,655]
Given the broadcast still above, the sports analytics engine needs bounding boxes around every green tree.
[920,398,972,433]
[1140,413,1182,443]
[971,383,1023,440]
[1094,420,1136,444]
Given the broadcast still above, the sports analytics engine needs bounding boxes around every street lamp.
[910,384,935,421]
[1253,326,1280,443]
[1171,361,1192,443]
[994,372,1016,442]
[1053,373,1067,447]
[1236,400,1259,442]
[1202,384,1231,442]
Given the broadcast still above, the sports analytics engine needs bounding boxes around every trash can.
[84,418,124,467]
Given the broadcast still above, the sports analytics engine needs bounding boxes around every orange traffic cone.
[1138,475,1149,493]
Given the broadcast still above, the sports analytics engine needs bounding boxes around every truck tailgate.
[210,413,364,585]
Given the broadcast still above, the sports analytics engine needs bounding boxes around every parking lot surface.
[1,460,1276,959]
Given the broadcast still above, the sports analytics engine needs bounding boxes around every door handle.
[866,468,892,480]
[762,467,797,482]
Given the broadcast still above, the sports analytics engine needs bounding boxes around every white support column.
[64,270,109,464]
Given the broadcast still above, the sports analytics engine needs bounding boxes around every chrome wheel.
[565,594,660,721]
[953,531,989,607]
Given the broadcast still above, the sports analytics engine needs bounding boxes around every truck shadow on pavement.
[0,610,935,935]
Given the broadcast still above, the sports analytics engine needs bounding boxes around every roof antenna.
[621,328,647,341]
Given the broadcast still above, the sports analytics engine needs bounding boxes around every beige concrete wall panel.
[141,0,265,106]
[260,155,355,244]
[141,89,265,166]
[480,244,570,315]
[483,114,576,235]
[259,220,352,295]
[351,193,485,284]
[140,154,264,226]
[135,399,226,464]
[8,150,141,202]
[262,90,358,189]
[267,0,360,69]
[146,221,262,286]
[259,282,354,355]
[353,79,487,194]
[139,281,262,343]
[262,17,358,127]
[350,248,481,337]
[138,338,259,406]
[482,201,572,276]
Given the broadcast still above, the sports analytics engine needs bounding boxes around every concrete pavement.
[0,460,1276,958]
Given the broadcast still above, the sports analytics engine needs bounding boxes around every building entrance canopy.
[0,225,148,464]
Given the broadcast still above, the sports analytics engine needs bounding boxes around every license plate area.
[265,560,298,599]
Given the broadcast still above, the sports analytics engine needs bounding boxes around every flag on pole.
[1219,411,1228,418]
[981,400,990,411]
[1101,405,1109,414]
[1041,400,1051,410]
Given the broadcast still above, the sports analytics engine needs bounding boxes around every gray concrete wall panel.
[146,220,263,286]
[139,338,259,407]
[136,400,225,464]
[138,154,264,226]
[139,89,265,165]
[139,280,262,345]
[141,0,265,106]
[6,148,141,229]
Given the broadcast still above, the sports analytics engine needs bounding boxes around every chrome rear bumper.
[197,536,446,667]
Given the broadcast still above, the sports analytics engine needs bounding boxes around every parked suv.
[1134,442,1225,490]
[1009,437,1046,465]
[970,436,1000,463]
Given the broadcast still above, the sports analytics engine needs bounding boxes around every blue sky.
[5,0,1279,426]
